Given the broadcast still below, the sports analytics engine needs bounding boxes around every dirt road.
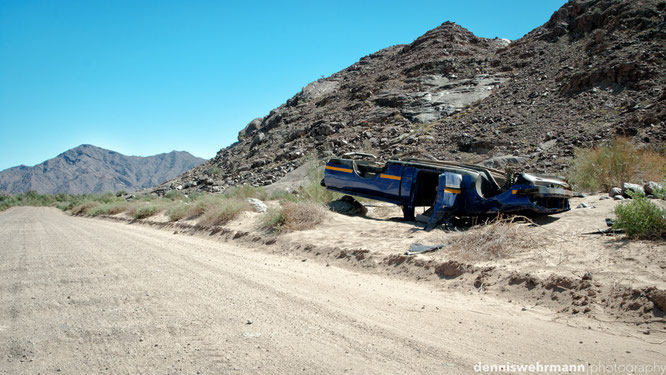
[0,207,662,374]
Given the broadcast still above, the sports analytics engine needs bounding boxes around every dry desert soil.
[0,206,664,374]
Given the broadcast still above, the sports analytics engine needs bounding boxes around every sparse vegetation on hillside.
[568,137,666,192]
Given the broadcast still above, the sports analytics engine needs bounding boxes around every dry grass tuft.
[260,201,327,233]
[568,137,666,192]
[281,201,327,231]
[127,202,164,219]
[71,201,100,216]
[86,202,129,217]
[197,198,250,227]
[446,217,538,261]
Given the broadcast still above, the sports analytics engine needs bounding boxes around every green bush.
[269,189,299,202]
[87,204,112,217]
[204,166,222,177]
[72,201,100,216]
[131,204,163,219]
[300,158,341,204]
[164,190,185,201]
[613,193,666,239]
[87,202,128,217]
[568,137,666,192]
[260,207,286,233]
[167,203,191,221]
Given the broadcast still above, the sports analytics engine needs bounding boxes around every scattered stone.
[327,195,368,216]
[609,187,622,197]
[644,181,663,196]
[246,198,267,213]
[613,195,626,201]
[599,196,610,200]
[622,183,644,198]
[576,203,593,209]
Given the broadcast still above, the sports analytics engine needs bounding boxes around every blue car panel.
[322,156,572,230]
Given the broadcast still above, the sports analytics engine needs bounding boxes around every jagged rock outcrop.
[0,144,205,195]
[157,0,665,194]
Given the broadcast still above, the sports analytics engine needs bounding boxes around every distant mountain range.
[0,144,205,195]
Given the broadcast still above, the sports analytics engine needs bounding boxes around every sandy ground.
[1,206,664,374]
[281,194,666,288]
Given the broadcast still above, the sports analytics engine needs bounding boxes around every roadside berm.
[93,193,666,342]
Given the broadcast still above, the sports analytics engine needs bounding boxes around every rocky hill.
[0,144,205,195]
[157,0,665,194]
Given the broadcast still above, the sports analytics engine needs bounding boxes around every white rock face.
[300,79,340,100]
[371,74,506,123]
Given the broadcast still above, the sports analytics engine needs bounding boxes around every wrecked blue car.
[321,153,572,230]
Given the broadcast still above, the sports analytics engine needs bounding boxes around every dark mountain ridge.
[0,144,205,195]
[155,0,665,194]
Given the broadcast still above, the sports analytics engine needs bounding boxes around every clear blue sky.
[0,0,566,170]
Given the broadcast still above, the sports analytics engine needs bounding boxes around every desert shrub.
[164,190,185,201]
[129,203,163,219]
[260,207,286,233]
[197,198,250,226]
[0,192,130,213]
[93,192,120,204]
[71,201,100,216]
[282,201,326,231]
[300,158,341,204]
[262,201,326,233]
[568,137,666,192]
[87,204,112,217]
[269,189,299,202]
[613,193,666,239]
[167,203,190,221]
[182,195,225,219]
[204,166,222,177]
[87,202,129,217]
[446,217,538,261]
[0,196,13,212]
[0,191,58,208]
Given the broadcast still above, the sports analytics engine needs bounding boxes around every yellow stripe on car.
[444,188,461,194]
[379,174,401,181]
[325,165,353,173]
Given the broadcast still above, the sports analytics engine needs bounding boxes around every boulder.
[609,187,622,197]
[327,195,367,217]
[238,118,263,140]
[622,183,644,198]
[246,198,267,213]
[251,132,266,148]
[644,181,663,196]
